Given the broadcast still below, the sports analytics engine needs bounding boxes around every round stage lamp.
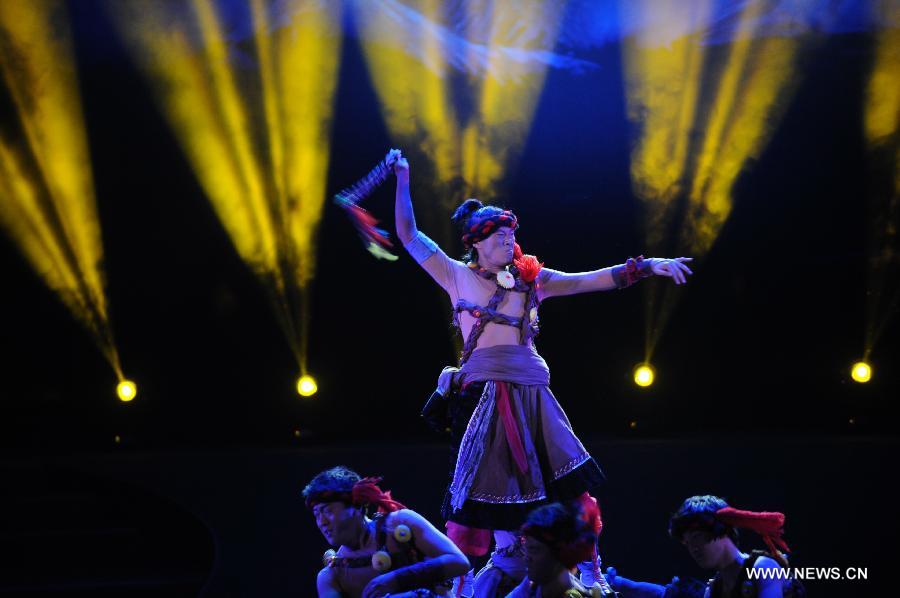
[633,364,655,388]
[117,380,137,402]
[850,361,871,384]
[297,375,318,397]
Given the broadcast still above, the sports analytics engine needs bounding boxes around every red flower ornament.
[514,253,543,283]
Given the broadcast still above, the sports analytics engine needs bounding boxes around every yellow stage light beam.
[622,0,713,363]
[461,0,564,197]
[355,0,566,206]
[354,1,457,196]
[686,2,802,256]
[353,1,567,357]
[623,1,712,251]
[109,0,343,373]
[0,1,124,381]
[863,10,899,361]
[623,0,806,362]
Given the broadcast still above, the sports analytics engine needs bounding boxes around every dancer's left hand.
[650,257,693,285]
[437,366,460,396]
[362,573,397,598]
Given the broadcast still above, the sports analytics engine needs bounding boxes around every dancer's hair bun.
[451,198,483,226]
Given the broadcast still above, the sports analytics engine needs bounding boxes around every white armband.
[404,231,438,264]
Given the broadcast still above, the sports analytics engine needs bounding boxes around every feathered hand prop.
[334,158,397,260]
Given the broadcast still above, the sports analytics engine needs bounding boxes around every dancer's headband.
[461,210,519,248]
[306,477,406,515]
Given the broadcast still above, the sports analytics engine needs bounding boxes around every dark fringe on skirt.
[442,458,605,531]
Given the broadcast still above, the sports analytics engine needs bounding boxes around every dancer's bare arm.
[400,509,469,569]
[539,258,693,299]
[390,149,417,246]
[754,556,785,598]
[316,567,342,598]
[362,510,470,598]
[390,151,465,295]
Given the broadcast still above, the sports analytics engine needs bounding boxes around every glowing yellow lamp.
[634,365,655,388]
[297,375,318,397]
[117,380,137,402]
[851,362,872,384]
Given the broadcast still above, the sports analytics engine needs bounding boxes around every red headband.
[352,477,406,513]
[715,507,790,566]
[307,477,406,514]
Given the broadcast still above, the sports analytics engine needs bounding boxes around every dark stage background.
[0,1,897,596]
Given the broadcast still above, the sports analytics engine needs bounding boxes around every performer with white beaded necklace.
[386,147,693,595]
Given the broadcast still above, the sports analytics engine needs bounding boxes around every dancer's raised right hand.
[384,148,402,167]
[393,155,410,185]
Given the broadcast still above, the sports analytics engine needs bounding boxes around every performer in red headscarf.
[669,495,802,598]
[506,498,606,597]
[304,466,470,597]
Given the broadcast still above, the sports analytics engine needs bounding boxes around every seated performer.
[506,500,607,598]
[304,466,470,597]
[389,147,692,564]
[669,495,797,598]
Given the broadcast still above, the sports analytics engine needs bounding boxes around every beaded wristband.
[612,255,654,289]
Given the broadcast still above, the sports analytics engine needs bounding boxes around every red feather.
[514,254,543,283]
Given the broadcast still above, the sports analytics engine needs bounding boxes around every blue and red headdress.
[453,199,519,248]
[460,207,518,248]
